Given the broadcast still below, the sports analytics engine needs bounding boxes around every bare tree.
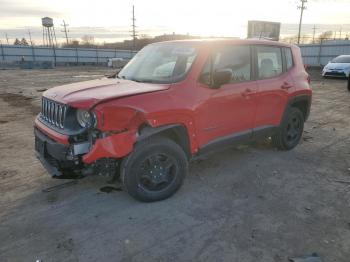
[81,35,95,47]
[62,39,80,48]
[20,38,29,46]
[315,31,333,43]
[13,38,21,45]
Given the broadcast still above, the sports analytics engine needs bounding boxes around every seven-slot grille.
[41,97,67,129]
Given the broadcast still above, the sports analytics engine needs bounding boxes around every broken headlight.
[76,109,97,128]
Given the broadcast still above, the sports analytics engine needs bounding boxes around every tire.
[272,107,304,150]
[120,136,188,202]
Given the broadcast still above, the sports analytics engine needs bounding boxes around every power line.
[61,20,69,45]
[297,0,307,44]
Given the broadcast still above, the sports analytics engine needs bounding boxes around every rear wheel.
[120,137,188,202]
[272,107,304,150]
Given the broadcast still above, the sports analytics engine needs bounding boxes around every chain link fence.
[0,44,136,67]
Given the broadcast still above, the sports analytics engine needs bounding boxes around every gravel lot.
[0,67,349,262]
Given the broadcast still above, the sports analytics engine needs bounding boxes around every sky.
[1,0,350,44]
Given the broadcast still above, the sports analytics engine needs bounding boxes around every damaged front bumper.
[34,127,90,177]
[34,121,136,178]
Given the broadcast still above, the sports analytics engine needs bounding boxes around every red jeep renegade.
[34,39,312,202]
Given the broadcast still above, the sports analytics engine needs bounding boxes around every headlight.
[76,109,97,128]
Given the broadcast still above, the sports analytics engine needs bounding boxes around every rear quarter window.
[284,47,294,70]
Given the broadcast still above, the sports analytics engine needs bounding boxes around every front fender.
[82,130,137,164]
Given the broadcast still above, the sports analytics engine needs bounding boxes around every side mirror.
[213,69,232,88]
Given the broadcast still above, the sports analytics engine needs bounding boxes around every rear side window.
[199,45,251,85]
[256,46,282,79]
[284,47,294,70]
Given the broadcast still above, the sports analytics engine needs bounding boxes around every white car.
[322,55,350,78]
[107,58,128,68]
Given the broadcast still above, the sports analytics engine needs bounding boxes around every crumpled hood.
[325,63,350,70]
[43,78,170,109]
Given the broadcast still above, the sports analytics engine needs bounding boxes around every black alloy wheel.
[272,107,304,150]
[120,136,188,202]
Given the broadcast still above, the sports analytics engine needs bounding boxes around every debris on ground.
[303,135,313,142]
[304,206,312,212]
[331,179,350,185]
[36,88,48,92]
[289,253,322,262]
[99,186,123,193]
[42,180,78,193]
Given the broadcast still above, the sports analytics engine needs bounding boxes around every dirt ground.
[0,67,349,262]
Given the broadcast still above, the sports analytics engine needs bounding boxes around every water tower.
[42,17,57,47]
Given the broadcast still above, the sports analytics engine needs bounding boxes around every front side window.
[256,46,282,79]
[118,43,198,84]
[199,45,251,86]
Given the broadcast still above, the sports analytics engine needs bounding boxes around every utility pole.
[28,29,33,45]
[339,27,342,40]
[61,20,69,45]
[131,5,138,51]
[312,25,318,44]
[5,33,9,44]
[297,0,307,44]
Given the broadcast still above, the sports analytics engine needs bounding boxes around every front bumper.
[322,69,349,78]
[34,120,137,177]
[34,127,90,177]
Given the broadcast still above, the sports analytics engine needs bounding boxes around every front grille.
[40,97,67,129]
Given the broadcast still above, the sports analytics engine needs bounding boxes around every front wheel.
[120,137,188,202]
[272,107,304,150]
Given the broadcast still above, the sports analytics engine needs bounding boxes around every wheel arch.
[137,124,192,159]
[287,95,311,121]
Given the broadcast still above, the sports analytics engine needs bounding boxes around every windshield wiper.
[117,76,159,83]
[130,78,160,83]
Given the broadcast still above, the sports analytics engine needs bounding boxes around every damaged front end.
[34,98,137,179]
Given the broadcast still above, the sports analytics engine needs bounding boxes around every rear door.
[253,45,294,128]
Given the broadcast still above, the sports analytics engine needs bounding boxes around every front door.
[195,45,258,147]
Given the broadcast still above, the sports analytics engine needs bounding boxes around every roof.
[154,38,295,48]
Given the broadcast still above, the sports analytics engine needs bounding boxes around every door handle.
[241,88,252,98]
[281,82,293,90]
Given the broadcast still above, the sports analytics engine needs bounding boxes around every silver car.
[322,55,350,78]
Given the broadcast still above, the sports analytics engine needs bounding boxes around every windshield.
[331,55,350,63]
[118,43,198,84]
